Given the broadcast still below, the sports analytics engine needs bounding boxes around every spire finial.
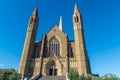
[74,3,79,13]
[59,16,63,31]
[75,3,77,9]
[32,6,38,15]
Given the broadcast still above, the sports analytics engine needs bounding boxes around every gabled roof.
[47,25,65,35]
[46,53,62,66]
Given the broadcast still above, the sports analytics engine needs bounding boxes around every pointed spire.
[32,6,38,15]
[59,16,63,31]
[74,3,79,13]
[75,3,77,9]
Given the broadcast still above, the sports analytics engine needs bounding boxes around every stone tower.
[73,4,91,75]
[18,6,39,77]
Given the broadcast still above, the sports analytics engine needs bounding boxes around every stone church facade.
[18,4,91,78]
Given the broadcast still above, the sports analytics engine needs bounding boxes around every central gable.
[46,25,68,57]
[47,25,66,42]
[47,25,64,35]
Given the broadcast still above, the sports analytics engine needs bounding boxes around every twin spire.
[31,4,80,32]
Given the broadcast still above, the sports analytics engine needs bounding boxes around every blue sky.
[0,0,120,77]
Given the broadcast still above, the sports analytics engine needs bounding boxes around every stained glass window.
[49,36,60,57]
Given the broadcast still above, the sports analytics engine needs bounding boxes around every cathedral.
[18,4,91,78]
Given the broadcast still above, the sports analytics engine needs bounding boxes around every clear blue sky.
[0,0,120,77]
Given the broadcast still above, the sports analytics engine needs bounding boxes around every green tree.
[78,75,86,80]
[9,72,21,80]
[102,73,120,80]
[68,69,79,80]
[67,69,120,80]
[0,68,21,80]
[0,70,9,80]
[85,74,100,80]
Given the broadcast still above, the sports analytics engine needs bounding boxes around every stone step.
[39,76,66,80]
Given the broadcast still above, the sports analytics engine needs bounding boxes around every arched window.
[35,47,39,57]
[32,47,39,58]
[74,17,77,23]
[69,48,74,57]
[76,16,79,22]
[49,36,60,57]
[74,16,79,23]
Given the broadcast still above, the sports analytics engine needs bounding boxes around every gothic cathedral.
[18,4,91,78]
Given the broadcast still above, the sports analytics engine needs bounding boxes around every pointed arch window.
[49,36,60,57]
[76,16,79,22]
[74,17,77,23]
[74,16,79,23]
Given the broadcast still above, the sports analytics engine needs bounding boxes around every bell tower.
[18,6,39,77]
[73,4,91,75]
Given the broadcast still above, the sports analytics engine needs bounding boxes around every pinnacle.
[59,16,63,31]
[32,6,38,15]
[74,3,79,13]
[75,3,77,10]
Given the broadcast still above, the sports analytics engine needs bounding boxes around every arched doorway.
[46,60,58,76]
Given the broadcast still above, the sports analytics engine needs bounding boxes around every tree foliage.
[101,73,120,80]
[68,69,120,80]
[68,69,79,80]
[0,68,21,80]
